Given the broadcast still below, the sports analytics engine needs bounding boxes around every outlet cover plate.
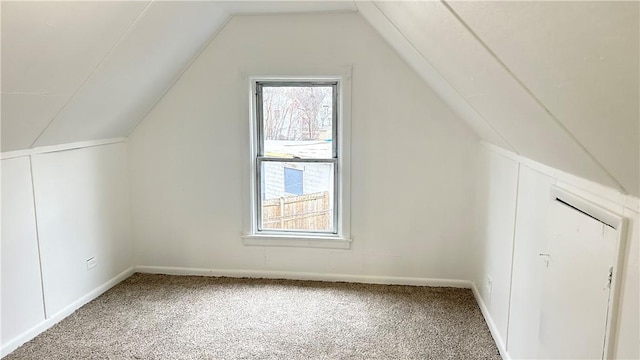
[86,256,97,270]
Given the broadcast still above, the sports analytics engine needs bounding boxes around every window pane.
[261,161,334,232]
[262,86,333,159]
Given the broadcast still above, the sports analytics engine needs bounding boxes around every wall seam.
[504,162,521,350]
[123,142,137,271]
[28,155,48,319]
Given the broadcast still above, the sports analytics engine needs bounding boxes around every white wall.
[472,147,519,352]
[1,157,45,344]
[1,142,134,356]
[506,165,554,359]
[31,143,133,316]
[474,143,639,359]
[129,13,479,280]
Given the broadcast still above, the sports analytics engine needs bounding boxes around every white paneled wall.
[31,143,133,316]
[474,143,639,359]
[1,157,45,344]
[473,147,519,352]
[506,166,554,359]
[0,142,134,356]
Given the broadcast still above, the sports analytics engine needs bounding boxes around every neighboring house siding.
[263,162,332,200]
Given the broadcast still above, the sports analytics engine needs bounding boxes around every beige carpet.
[6,273,501,359]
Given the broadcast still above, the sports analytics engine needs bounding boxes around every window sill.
[242,234,352,249]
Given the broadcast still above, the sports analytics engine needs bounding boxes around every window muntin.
[255,81,338,235]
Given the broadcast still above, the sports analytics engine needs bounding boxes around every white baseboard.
[1,267,134,358]
[134,265,472,288]
[471,282,510,360]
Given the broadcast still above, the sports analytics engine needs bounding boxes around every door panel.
[538,201,615,359]
[506,166,553,358]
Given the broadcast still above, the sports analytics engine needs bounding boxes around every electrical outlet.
[86,256,97,270]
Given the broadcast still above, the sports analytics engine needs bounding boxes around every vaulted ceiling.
[2,1,638,196]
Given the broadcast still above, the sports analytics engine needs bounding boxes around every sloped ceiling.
[1,1,229,150]
[1,1,357,152]
[2,1,637,196]
[449,1,639,197]
[2,1,147,151]
[358,1,639,196]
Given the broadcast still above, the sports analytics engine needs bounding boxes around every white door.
[537,200,616,359]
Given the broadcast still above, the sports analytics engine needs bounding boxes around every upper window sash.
[256,81,338,160]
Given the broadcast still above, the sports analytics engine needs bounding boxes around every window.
[254,80,338,235]
[244,75,351,249]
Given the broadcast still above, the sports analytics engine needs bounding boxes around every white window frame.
[243,75,352,249]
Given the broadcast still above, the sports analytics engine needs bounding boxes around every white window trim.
[243,72,352,249]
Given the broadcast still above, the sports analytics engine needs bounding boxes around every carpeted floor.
[6,273,501,359]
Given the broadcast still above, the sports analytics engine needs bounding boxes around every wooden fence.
[262,191,331,231]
